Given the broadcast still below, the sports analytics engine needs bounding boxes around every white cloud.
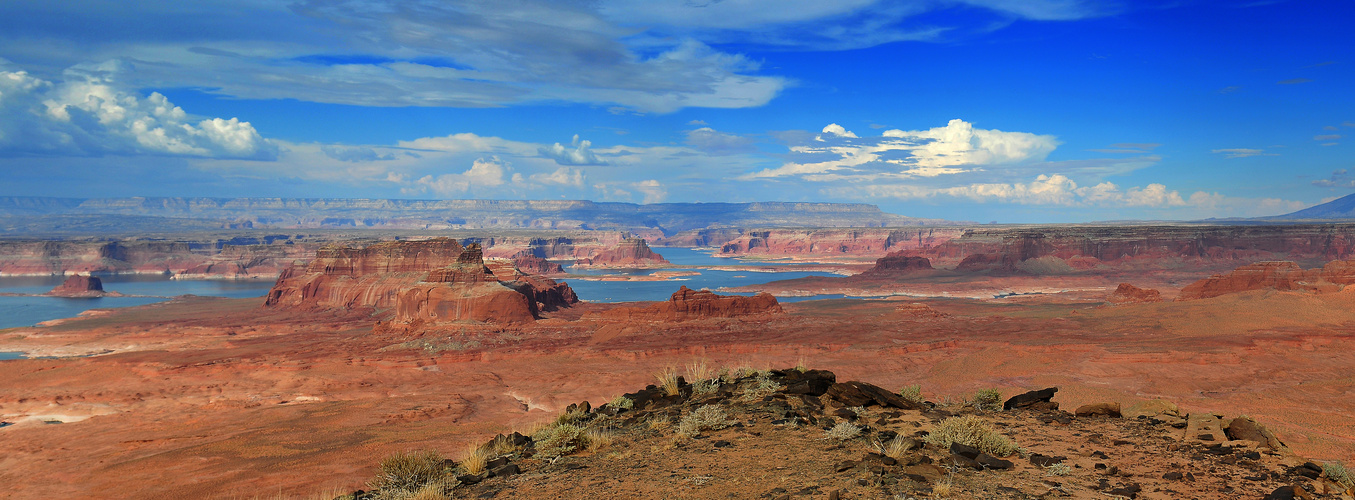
[745,119,1058,180]
[0,61,276,159]
[633,179,668,203]
[539,135,607,165]
[409,157,509,196]
[529,167,586,187]
[321,145,396,162]
[1212,148,1276,159]
[685,127,757,155]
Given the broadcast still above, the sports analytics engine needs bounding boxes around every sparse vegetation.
[880,436,916,459]
[385,338,482,353]
[969,388,1003,412]
[584,428,614,452]
[457,444,490,476]
[677,404,732,437]
[555,408,587,425]
[608,395,634,410]
[655,367,681,396]
[367,450,450,495]
[739,372,783,401]
[687,360,722,394]
[1326,461,1354,489]
[532,422,585,459]
[924,415,1020,457]
[900,384,924,404]
[1044,463,1071,476]
[825,421,863,441]
[794,356,808,372]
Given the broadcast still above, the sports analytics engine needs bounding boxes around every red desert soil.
[2,283,1355,498]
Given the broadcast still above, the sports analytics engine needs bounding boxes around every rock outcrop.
[0,237,320,277]
[858,252,933,278]
[1177,260,1355,300]
[45,275,109,297]
[1106,283,1163,305]
[713,228,967,257]
[573,239,669,268]
[266,240,577,325]
[507,250,564,275]
[592,286,782,322]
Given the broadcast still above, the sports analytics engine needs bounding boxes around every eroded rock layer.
[593,286,781,321]
[1178,260,1355,300]
[573,238,669,268]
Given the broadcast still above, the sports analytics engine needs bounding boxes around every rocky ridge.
[340,368,1355,500]
[1178,261,1355,300]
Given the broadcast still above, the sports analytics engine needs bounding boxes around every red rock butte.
[45,274,107,297]
[573,238,669,268]
[266,239,577,325]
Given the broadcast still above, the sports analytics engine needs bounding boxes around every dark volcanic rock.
[780,369,836,396]
[1004,387,1058,410]
[825,381,922,410]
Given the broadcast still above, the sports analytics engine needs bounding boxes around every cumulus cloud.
[745,119,1058,180]
[633,179,668,203]
[408,157,509,195]
[529,167,586,187]
[539,135,607,165]
[842,174,1187,207]
[0,61,276,159]
[685,127,757,155]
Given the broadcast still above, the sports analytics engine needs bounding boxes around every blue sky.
[0,0,1351,222]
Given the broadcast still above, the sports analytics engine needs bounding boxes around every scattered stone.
[1225,416,1288,451]
[489,464,520,478]
[977,454,1015,470]
[1030,453,1065,467]
[949,442,981,460]
[713,440,732,448]
[1264,485,1314,500]
[1075,402,1122,418]
[1163,471,1183,480]
[779,369,836,396]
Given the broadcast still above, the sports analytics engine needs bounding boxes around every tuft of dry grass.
[924,415,1019,457]
[367,450,447,493]
[686,360,714,382]
[457,444,490,476]
[794,356,808,372]
[1327,461,1354,489]
[655,367,681,396]
[881,436,917,459]
[584,428,614,452]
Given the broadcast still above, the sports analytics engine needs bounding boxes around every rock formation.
[573,238,669,268]
[858,252,933,277]
[45,274,110,297]
[592,286,781,321]
[1177,260,1355,300]
[713,228,966,257]
[1106,283,1163,305]
[506,250,564,275]
[266,239,577,325]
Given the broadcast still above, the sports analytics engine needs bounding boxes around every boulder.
[1225,416,1287,451]
[1003,387,1058,411]
[1075,402,1122,418]
[825,381,922,410]
[1106,283,1162,305]
[780,369,837,396]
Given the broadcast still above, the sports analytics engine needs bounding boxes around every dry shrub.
[739,373,782,401]
[969,388,1003,412]
[677,404,732,437]
[899,384,924,404]
[367,450,447,493]
[824,421,862,441]
[924,415,1019,457]
[584,428,614,452]
[1327,461,1354,489]
[608,395,634,410]
[533,423,585,459]
[881,436,916,459]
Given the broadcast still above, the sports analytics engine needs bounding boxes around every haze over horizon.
[1,1,1351,223]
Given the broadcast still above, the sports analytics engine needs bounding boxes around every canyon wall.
[705,228,968,257]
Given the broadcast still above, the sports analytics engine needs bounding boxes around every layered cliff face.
[900,224,1355,273]
[0,238,320,277]
[1177,260,1355,300]
[573,238,669,268]
[266,241,577,325]
[857,252,933,278]
[592,286,781,321]
[713,228,967,257]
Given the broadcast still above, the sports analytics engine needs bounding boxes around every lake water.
[0,248,843,329]
[0,275,277,330]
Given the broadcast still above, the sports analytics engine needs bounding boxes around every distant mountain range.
[0,197,958,235]
[1271,192,1355,220]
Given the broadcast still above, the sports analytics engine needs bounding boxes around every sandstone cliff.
[857,252,934,278]
[712,228,967,257]
[573,239,669,268]
[45,274,112,297]
[1177,260,1355,300]
[266,240,577,325]
[591,286,781,322]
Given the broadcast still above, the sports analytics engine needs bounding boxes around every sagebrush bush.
[1044,463,1071,476]
[924,415,1019,457]
[739,373,783,401]
[970,388,1003,412]
[825,421,862,441]
[677,404,732,437]
[533,423,585,459]
[1326,461,1354,488]
[368,450,447,493]
[899,384,923,404]
[608,395,634,410]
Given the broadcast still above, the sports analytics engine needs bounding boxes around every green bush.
[970,388,1003,412]
[899,384,923,404]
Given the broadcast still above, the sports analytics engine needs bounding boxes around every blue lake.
[0,275,276,329]
[0,248,844,329]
